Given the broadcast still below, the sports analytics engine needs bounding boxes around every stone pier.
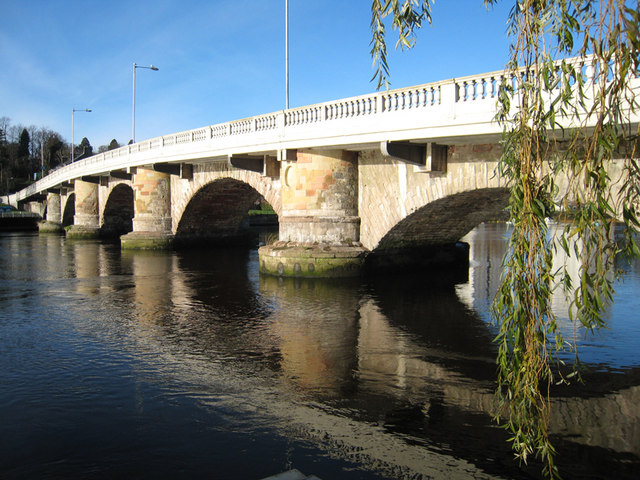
[39,191,64,233]
[259,149,366,277]
[121,168,174,249]
[66,179,100,239]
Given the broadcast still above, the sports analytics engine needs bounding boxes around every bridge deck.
[5,55,639,205]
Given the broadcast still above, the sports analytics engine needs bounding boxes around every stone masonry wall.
[98,179,133,229]
[280,149,360,244]
[132,168,172,233]
[46,193,61,223]
[358,144,505,251]
[73,179,99,227]
[171,162,281,234]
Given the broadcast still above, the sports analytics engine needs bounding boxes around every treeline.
[0,116,121,193]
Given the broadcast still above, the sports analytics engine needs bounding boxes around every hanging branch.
[371,1,640,478]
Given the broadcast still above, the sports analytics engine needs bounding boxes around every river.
[0,223,638,479]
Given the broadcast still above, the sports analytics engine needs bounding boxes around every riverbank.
[0,211,41,231]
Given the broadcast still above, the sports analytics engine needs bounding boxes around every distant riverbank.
[0,210,41,231]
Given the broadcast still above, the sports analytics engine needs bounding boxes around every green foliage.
[17,129,30,160]
[491,3,639,475]
[370,0,433,89]
[248,200,276,216]
[370,1,640,478]
[75,137,93,160]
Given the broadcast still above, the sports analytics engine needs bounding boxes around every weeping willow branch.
[371,1,640,478]
[490,1,639,478]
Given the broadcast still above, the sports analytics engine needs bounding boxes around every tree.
[108,138,120,151]
[17,128,29,159]
[370,1,639,478]
[16,128,31,178]
[99,138,121,153]
[75,137,93,161]
[44,133,64,170]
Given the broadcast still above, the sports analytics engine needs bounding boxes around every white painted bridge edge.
[7,55,640,205]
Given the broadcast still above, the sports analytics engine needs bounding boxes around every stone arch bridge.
[6,56,638,277]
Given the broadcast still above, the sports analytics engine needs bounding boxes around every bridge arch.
[100,183,134,238]
[364,187,509,273]
[375,188,510,251]
[174,177,277,247]
[172,165,280,222]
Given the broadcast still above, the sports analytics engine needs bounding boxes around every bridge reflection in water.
[0,223,638,479]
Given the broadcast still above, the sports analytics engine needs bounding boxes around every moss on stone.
[38,221,64,234]
[66,226,100,239]
[121,232,174,250]
[258,243,367,278]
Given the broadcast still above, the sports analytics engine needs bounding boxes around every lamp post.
[132,62,159,143]
[285,0,289,110]
[71,108,91,163]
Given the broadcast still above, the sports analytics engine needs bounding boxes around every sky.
[0,0,514,149]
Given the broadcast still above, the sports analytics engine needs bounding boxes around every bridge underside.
[175,178,266,247]
[62,194,75,228]
[101,184,134,238]
[365,188,510,275]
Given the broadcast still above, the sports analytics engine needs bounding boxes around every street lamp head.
[149,65,159,71]
[85,109,92,112]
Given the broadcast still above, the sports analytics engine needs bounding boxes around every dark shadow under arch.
[175,178,278,248]
[101,184,134,238]
[366,187,509,275]
[62,194,75,227]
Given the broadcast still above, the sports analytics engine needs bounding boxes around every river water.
[0,223,638,479]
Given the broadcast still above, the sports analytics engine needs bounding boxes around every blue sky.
[0,0,513,149]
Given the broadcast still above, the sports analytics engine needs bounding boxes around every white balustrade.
[8,54,637,206]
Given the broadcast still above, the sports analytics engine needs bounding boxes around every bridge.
[5,56,639,277]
